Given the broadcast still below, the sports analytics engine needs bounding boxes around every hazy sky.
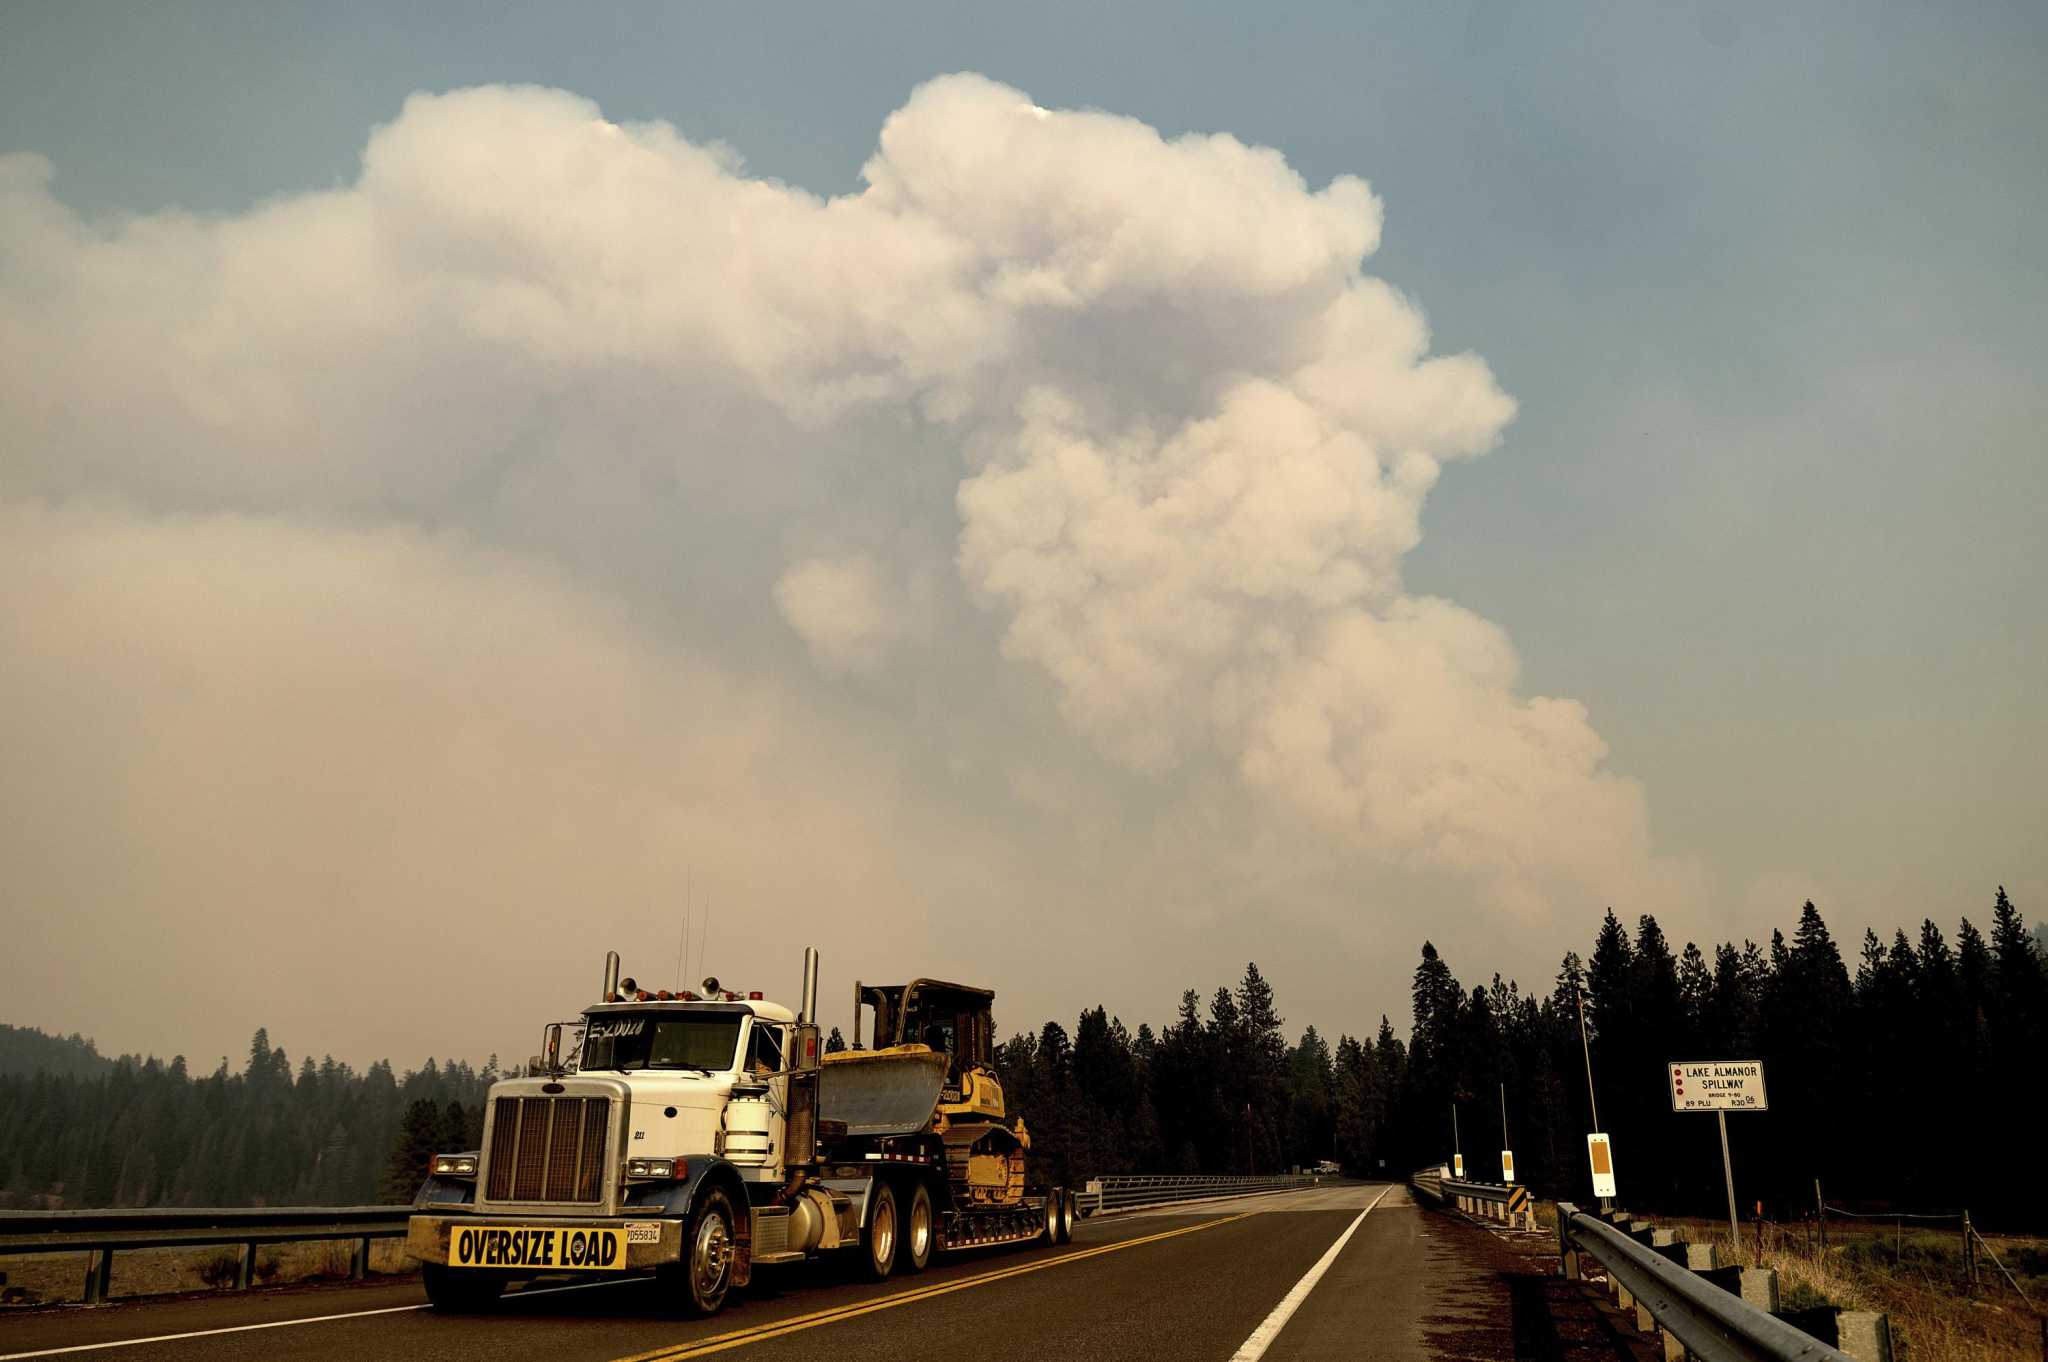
[3,2,2042,1072]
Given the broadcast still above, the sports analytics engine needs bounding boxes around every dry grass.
[1669,1219,2046,1362]
[1525,1202,2046,1362]
[0,1237,413,1308]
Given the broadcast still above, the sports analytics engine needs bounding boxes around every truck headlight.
[431,1154,479,1178]
[626,1157,687,1180]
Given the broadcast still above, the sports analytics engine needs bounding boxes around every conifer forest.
[3,890,2040,1226]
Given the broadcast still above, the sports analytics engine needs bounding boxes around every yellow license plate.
[449,1225,627,1271]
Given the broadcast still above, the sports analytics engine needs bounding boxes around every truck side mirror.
[793,1023,821,1071]
[543,1022,564,1077]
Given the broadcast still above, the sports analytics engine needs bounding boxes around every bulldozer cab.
[855,979,994,1085]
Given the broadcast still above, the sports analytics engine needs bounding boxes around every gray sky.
[2,2,2042,1072]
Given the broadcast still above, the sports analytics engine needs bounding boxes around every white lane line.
[0,1276,637,1360]
[1227,1183,1395,1362]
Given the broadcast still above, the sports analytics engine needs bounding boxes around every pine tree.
[379,1100,442,1204]
[1677,943,1712,1049]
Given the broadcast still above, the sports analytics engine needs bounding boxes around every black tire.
[1054,1187,1073,1245]
[421,1262,505,1312]
[667,1187,737,1317]
[902,1180,935,1273]
[1041,1192,1059,1243]
[862,1180,899,1281]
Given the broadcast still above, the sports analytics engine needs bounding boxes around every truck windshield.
[581,1014,741,1072]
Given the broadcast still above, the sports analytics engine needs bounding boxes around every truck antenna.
[677,866,692,991]
[699,901,711,985]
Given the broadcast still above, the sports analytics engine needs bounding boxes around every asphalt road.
[0,1183,1566,1361]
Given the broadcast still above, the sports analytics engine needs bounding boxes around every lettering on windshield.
[586,1019,647,1041]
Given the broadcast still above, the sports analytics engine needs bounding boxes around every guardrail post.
[1835,1311,1892,1362]
[350,1235,370,1280]
[1626,1230,1677,1334]
[83,1248,113,1306]
[1702,1265,1779,1312]
[234,1241,255,1291]
[1658,1239,1719,1272]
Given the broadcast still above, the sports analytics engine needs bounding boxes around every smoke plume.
[0,75,1683,1062]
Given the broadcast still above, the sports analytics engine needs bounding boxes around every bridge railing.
[0,1206,412,1306]
[1078,1173,1320,1217]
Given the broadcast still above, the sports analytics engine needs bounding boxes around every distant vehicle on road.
[1311,1160,1341,1176]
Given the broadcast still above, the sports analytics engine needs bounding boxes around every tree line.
[4,889,2038,1223]
[992,888,2044,1227]
[0,1028,495,1208]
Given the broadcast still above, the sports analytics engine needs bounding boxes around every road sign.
[1453,1152,1464,1178]
[1501,1150,1515,1184]
[1669,1060,1768,1112]
[1670,1059,1765,1253]
[1586,1133,1617,1198]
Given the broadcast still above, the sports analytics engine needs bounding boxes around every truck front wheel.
[667,1188,736,1316]
[421,1262,505,1312]
[902,1181,934,1273]
[862,1181,899,1281]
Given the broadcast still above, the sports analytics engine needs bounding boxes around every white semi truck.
[405,947,1075,1315]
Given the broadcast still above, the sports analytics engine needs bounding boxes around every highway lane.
[0,1183,1547,1361]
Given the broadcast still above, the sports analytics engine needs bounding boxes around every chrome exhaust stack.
[603,950,621,1002]
[798,946,820,1026]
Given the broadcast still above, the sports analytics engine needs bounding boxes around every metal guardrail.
[1558,1202,1858,1362]
[0,1206,413,1306]
[1441,1177,1533,1224]
[1079,1174,1320,1217]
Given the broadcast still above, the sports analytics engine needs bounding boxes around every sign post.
[1500,1082,1513,1184]
[1669,1060,1767,1257]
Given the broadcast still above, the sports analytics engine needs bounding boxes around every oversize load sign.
[1668,1059,1768,1112]
[451,1225,627,1270]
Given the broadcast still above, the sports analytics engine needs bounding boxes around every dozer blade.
[818,1048,949,1137]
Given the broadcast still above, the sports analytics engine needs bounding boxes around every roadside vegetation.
[0,1239,412,1308]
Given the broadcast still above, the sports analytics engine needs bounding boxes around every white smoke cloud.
[775,554,905,673]
[0,73,1685,1060]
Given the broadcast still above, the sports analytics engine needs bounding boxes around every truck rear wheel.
[666,1187,736,1316]
[902,1181,934,1273]
[1058,1188,1076,1244]
[862,1180,899,1281]
[1041,1193,1059,1243]
[421,1262,505,1312]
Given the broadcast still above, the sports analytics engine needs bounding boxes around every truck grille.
[485,1096,612,1203]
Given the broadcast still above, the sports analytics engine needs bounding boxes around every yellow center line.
[609,1212,1252,1362]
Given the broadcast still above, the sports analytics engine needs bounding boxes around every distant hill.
[0,1025,121,1080]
